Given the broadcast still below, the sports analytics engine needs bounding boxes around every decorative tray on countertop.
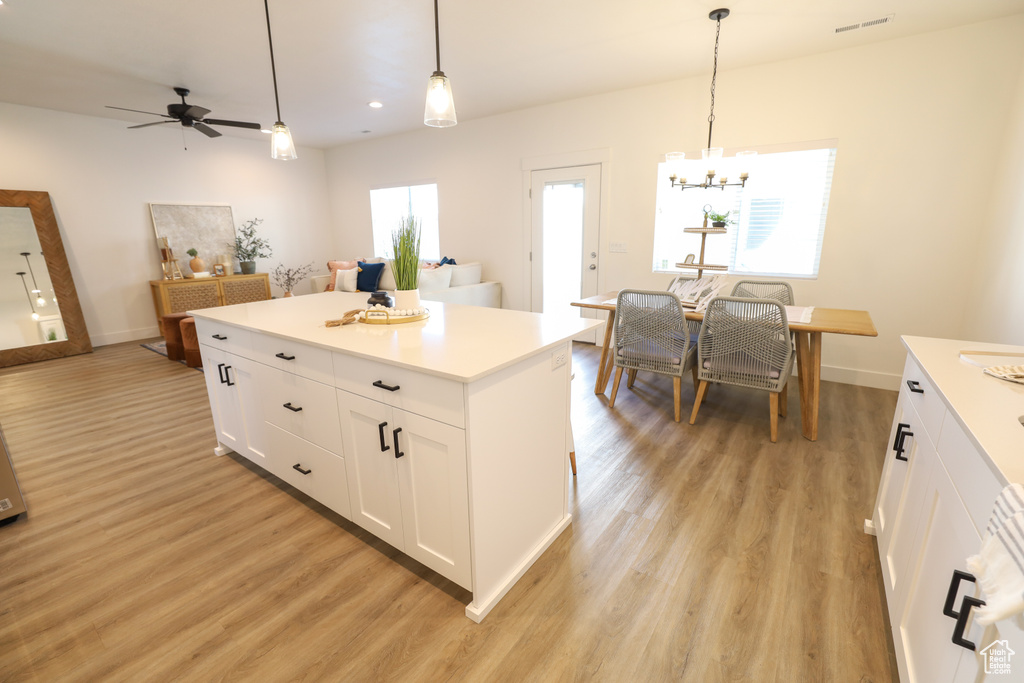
[359,306,430,325]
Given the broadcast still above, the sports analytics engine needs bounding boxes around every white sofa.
[310,261,502,308]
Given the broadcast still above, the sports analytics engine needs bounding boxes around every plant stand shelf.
[676,215,730,279]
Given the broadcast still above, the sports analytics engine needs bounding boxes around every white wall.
[325,17,1024,387]
[967,49,1024,345]
[0,102,333,346]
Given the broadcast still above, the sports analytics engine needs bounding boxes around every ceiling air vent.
[834,14,894,34]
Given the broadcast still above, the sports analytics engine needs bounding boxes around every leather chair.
[161,312,190,362]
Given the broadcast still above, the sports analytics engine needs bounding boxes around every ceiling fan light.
[271,122,297,160]
[424,72,457,127]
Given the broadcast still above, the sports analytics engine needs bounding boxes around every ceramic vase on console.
[189,256,206,274]
[239,261,256,275]
[393,289,421,311]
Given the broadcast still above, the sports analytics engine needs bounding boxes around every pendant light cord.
[264,0,283,123]
[433,0,442,73]
[706,14,722,150]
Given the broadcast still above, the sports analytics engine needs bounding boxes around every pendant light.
[263,0,297,160]
[16,272,40,320]
[424,0,457,127]
[668,9,755,191]
[20,252,46,307]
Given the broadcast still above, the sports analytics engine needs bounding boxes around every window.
[369,183,441,261]
[652,143,836,278]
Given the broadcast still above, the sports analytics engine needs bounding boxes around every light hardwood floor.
[0,341,898,681]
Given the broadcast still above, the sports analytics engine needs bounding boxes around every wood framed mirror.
[0,190,92,367]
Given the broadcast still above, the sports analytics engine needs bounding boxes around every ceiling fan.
[106,87,261,138]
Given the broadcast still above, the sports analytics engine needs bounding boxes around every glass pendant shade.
[271,122,297,160]
[701,147,724,161]
[36,295,46,307]
[424,72,457,128]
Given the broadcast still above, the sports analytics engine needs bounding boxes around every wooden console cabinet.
[150,274,271,322]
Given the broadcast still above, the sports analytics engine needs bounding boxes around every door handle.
[951,595,986,651]
[588,264,597,270]
[224,365,234,386]
[373,380,400,392]
[895,428,912,462]
[943,570,977,618]
[212,334,228,340]
[283,402,303,412]
[907,380,924,394]
[893,423,910,451]
[393,427,404,458]
[378,421,390,452]
[217,363,226,384]
[275,352,296,361]
[590,251,597,258]
[292,463,312,475]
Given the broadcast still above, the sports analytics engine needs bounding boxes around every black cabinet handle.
[212,334,228,340]
[895,429,912,462]
[378,421,390,452]
[943,570,977,618]
[217,363,226,384]
[224,366,234,386]
[275,352,296,361]
[283,402,303,412]
[952,595,986,651]
[907,380,924,394]
[373,380,401,392]
[393,427,404,458]
[292,463,312,475]
[893,423,911,451]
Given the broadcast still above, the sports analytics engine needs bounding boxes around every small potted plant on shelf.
[230,218,273,274]
[271,262,314,297]
[390,215,422,312]
[185,248,207,276]
[707,211,734,228]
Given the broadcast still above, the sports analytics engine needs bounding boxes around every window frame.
[368,181,441,261]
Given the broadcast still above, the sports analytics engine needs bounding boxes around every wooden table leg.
[595,311,616,395]
[795,330,822,441]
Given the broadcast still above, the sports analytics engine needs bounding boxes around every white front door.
[530,165,602,343]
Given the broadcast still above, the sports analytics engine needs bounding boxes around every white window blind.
[369,183,441,261]
[652,144,836,279]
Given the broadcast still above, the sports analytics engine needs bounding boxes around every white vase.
[393,288,421,311]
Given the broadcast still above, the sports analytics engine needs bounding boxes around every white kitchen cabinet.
[200,344,266,467]
[337,388,471,589]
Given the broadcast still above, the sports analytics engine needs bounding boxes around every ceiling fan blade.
[106,105,174,118]
[203,118,263,130]
[127,120,178,129]
[193,122,222,138]
[183,105,211,119]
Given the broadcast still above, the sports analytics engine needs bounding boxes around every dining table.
[571,291,878,441]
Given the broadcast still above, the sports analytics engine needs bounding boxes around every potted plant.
[390,215,422,311]
[706,210,735,228]
[271,262,314,298]
[230,218,273,274]
[185,248,206,276]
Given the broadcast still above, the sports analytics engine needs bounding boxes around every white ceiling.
[1,0,1022,149]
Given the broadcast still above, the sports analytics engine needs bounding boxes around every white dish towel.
[966,483,1024,625]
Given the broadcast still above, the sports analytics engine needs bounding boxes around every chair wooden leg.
[569,451,577,476]
[608,367,624,408]
[673,376,681,422]
[779,381,788,418]
[689,380,708,424]
[769,392,780,442]
[627,368,638,389]
[691,364,699,393]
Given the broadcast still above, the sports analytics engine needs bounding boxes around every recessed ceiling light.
[368,101,383,109]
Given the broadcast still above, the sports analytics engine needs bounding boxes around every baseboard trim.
[91,326,161,347]
[818,364,901,391]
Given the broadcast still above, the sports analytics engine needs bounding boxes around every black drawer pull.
[283,402,303,412]
[943,570,977,618]
[292,463,312,475]
[393,427,404,459]
[275,352,296,361]
[378,421,390,452]
[224,365,234,386]
[373,380,401,392]
[895,429,912,462]
[212,334,228,340]
[907,380,924,394]
[893,423,911,451]
[217,363,226,384]
[952,595,986,651]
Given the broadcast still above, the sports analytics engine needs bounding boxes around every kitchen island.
[190,292,600,622]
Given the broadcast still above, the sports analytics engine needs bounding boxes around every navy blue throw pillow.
[439,256,457,266]
[356,261,385,292]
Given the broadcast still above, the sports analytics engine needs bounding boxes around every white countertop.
[902,336,1024,485]
[190,292,602,383]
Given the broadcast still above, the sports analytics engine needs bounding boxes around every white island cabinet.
[191,292,600,622]
[870,336,1024,682]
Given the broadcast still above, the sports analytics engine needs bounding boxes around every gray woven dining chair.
[608,289,698,423]
[666,275,702,341]
[689,296,794,442]
[730,279,795,306]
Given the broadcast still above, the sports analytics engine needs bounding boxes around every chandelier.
[668,9,754,191]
